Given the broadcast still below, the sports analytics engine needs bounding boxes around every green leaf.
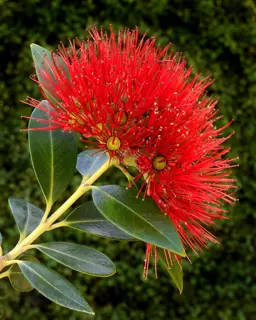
[8,198,43,237]
[29,101,77,207]
[158,249,183,293]
[30,44,68,104]
[19,261,94,314]
[66,201,133,240]
[9,256,39,292]
[76,149,109,178]
[92,185,186,256]
[35,242,116,277]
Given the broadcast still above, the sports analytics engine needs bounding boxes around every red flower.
[135,97,237,277]
[26,26,189,162]
[25,26,237,276]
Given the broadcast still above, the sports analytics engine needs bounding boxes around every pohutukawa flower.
[136,110,237,276]
[24,25,237,276]
[25,26,201,161]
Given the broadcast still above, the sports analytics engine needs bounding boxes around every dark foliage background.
[0,0,255,319]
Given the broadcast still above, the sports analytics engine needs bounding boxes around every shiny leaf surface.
[35,242,116,277]
[30,44,68,104]
[158,249,183,293]
[76,149,109,178]
[9,256,39,292]
[66,201,133,240]
[29,101,77,207]
[8,198,43,236]
[92,185,185,256]
[19,261,94,314]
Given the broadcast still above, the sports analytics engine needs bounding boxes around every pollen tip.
[153,156,167,170]
[106,136,121,151]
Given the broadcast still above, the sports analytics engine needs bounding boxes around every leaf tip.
[85,308,95,315]
[30,43,38,50]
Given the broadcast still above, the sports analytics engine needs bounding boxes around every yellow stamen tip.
[107,137,121,151]
[153,156,167,170]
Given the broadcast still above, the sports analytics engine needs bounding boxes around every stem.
[0,270,10,279]
[49,221,69,231]
[0,158,114,272]
[41,202,53,223]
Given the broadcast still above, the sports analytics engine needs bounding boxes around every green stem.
[0,158,114,272]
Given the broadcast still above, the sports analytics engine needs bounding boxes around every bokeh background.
[0,0,255,319]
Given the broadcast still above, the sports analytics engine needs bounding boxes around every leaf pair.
[7,196,118,314]
[14,242,115,314]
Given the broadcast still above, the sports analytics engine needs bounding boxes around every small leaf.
[66,201,133,240]
[30,44,68,104]
[8,198,43,237]
[19,261,94,314]
[29,101,77,207]
[35,242,116,277]
[76,149,109,178]
[158,249,183,293]
[9,256,39,292]
[92,185,186,256]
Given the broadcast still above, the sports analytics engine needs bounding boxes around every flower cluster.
[26,26,237,275]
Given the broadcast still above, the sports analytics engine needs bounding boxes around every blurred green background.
[0,0,255,319]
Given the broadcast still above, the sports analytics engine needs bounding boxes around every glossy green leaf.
[66,201,133,240]
[8,198,43,236]
[30,44,68,104]
[92,185,186,256]
[158,249,183,293]
[19,261,94,314]
[76,149,109,178]
[9,256,39,292]
[35,242,116,277]
[29,101,77,207]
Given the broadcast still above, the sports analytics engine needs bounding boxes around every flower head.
[25,26,237,276]
[26,26,203,162]
[137,109,236,275]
